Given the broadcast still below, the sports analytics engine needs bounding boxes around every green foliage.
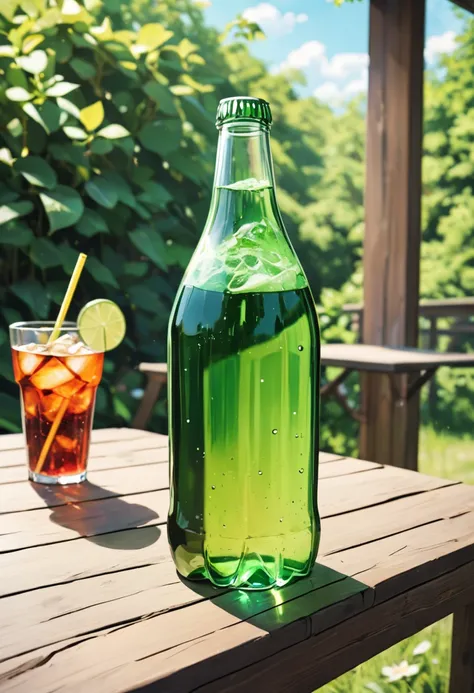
[0,0,222,429]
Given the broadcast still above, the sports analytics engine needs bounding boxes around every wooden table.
[1,428,474,692]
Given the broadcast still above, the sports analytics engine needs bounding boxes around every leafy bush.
[0,0,365,441]
[0,0,227,430]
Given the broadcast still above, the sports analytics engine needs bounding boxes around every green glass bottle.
[168,96,321,590]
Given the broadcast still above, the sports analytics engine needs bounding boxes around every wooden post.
[360,0,425,469]
[450,604,474,693]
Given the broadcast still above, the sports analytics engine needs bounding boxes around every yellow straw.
[48,252,87,343]
[35,253,87,476]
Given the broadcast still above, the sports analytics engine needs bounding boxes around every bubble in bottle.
[258,470,263,475]
[299,468,304,474]
[272,429,278,435]
[298,345,304,351]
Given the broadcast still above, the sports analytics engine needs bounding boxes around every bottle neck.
[204,123,281,244]
[213,122,275,189]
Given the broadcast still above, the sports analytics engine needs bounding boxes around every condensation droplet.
[211,485,216,490]
[260,378,264,383]
[184,368,188,372]
[298,345,304,351]
[293,411,297,415]
[299,468,304,474]
[223,524,226,528]
[186,419,190,423]
[272,429,278,435]
[295,434,299,439]
[196,447,200,451]
[279,518,283,523]
[258,470,263,475]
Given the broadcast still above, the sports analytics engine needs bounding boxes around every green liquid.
[168,285,321,589]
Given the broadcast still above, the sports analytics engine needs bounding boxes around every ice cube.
[54,377,85,398]
[22,388,39,416]
[55,435,77,451]
[17,349,46,376]
[41,392,63,422]
[30,357,75,390]
[69,387,94,414]
[65,354,99,383]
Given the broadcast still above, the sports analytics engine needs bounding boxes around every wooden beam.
[360,0,425,469]
[449,603,474,693]
[450,0,474,15]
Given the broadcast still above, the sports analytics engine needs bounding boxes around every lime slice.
[78,299,126,352]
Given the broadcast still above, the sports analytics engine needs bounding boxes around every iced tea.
[10,324,104,484]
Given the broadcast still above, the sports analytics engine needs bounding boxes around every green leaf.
[0,44,16,58]
[123,261,147,278]
[128,284,165,313]
[39,185,84,233]
[63,126,88,140]
[7,117,23,138]
[49,36,73,63]
[143,81,177,115]
[137,181,172,208]
[30,237,64,269]
[90,138,113,154]
[76,207,109,236]
[56,96,80,119]
[129,226,168,270]
[102,171,135,208]
[80,101,104,132]
[97,123,130,139]
[86,256,119,288]
[0,201,33,226]
[134,23,173,54]
[85,176,118,209]
[13,156,57,189]
[138,119,182,156]
[169,84,194,96]
[23,101,62,133]
[16,49,47,74]
[0,222,33,247]
[45,81,79,97]
[5,86,32,102]
[11,279,50,318]
[22,33,44,54]
[70,57,96,79]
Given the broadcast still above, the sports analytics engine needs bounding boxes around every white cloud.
[322,52,369,79]
[242,3,308,36]
[279,40,326,71]
[313,82,345,105]
[313,73,367,105]
[424,31,456,63]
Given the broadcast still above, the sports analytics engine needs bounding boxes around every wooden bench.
[133,345,474,435]
[1,428,473,692]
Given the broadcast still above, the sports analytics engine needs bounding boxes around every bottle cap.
[216,96,272,128]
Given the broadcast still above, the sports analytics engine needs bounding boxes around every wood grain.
[1,429,474,693]
[449,602,474,693]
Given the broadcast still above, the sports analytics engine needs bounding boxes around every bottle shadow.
[30,481,161,550]
[179,562,372,634]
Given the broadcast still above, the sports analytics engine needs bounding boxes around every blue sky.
[199,0,466,105]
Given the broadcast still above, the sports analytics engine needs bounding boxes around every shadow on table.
[30,481,161,550]
[179,562,372,633]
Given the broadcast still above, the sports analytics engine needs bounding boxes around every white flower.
[413,640,431,656]
[382,660,420,682]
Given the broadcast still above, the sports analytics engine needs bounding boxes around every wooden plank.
[449,602,474,693]
[0,472,467,595]
[2,522,474,693]
[1,491,474,683]
[0,460,382,553]
[191,561,474,693]
[0,489,167,552]
[344,297,474,319]
[0,428,166,468]
[1,446,169,484]
[0,465,454,549]
[1,463,169,514]
[321,343,474,373]
[360,0,426,470]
